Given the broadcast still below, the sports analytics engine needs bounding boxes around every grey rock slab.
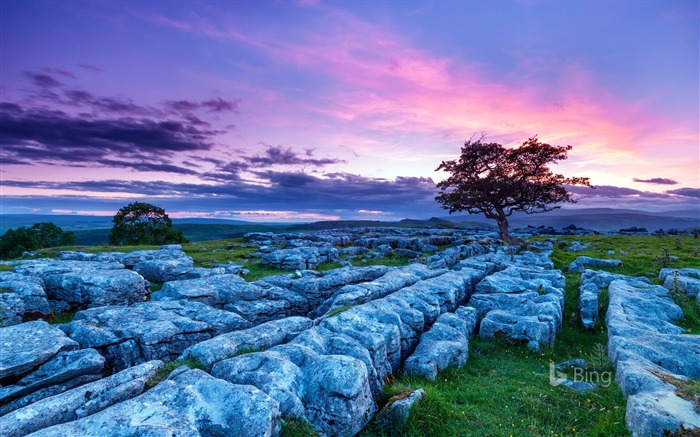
[26,368,281,437]
[0,348,104,404]
[63,300,251,371]
[12,259,125,277]
[663,274,700,298]
[42,269,149,309]
[569,256,622,273]
[212,350,306,419]
[0,321,79,381]
[659,267,700,282]
[626,388,700,437]
[0,272,50,316]
[132,256,194,283]
[181,316,313,370]
[379,388,426,425]
[260,246,339,270]
[403,312,469,380]
[213,344,375,437]
[606,277,700,437]
[579,282,600,329]
[0,292,24,327]
[312,264,442,318]
[0,374,102,416]
[290,326,381,395]
[301,351,376,437]
[153,273,263,306]
[0,360,163,437]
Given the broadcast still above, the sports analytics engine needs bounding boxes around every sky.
[1,0,698,222]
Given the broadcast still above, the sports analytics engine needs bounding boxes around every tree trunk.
[496,215,525,249]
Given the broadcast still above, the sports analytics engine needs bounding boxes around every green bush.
[0,222,75,259]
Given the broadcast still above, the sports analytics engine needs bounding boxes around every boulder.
[659,267,700,282]
[0,272,51,323]
[378,388,426,425]
[154,273,265,307]
[606,279,700,436]
[182,316,314,370]
[0,360,163,437]
[313,264,446,318]
[260,246,339,270]
[42,269,149,310]
[663,274,700,298]
[403,312,470,380]
[61,300,251,371]
[26,369,281,437]
[132,256,194,283]
[213,345,375,437]
[568,256,622,273]
[0,348,104,405]
[0,321,78,381]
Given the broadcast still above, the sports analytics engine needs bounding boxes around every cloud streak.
[633,177,679,185]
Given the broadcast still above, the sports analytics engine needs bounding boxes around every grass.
[3,233,699,435]
[46,311,76,324]
[361,235,700,436]
[326,305,353,318]
[145,357,205,389]
[361,338,627,437]
[281,418,320,437]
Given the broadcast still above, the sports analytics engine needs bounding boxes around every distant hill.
[440,208,700,232]
[3,207,698,244]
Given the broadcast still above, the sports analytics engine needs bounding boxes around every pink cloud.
[149,5,698,188]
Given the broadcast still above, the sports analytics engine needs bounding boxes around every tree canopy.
[0,222,76,259]
[435,136,591,246]
[109,202,188,246]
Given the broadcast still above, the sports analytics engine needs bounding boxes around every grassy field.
[350,234,699,437]
[6,234,700,436]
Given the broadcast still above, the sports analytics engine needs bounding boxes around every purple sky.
[1,0,698,221]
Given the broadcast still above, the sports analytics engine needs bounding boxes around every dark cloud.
[165,97,239,115]
[201,145,346,182]
[201,97,239,113]
[0,172,439,216]
[1,70,243,175]
[666,188,700,198]
[26,73,62,88]
[566,184,668,198]
[633,177,678,185]
[249,145,345,167]
[76,64,102,73]
[0,103,216,170]
[63,90,153,115]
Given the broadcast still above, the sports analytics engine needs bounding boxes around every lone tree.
[109,202,188,246]
[436,136,591,247]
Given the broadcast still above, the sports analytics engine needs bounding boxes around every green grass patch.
[235,347,263,356]
[327,305,353,318]
[0,265,14,272]
[361,338,627,437]
[0,286,13,293]
[145,357,205,389]
[46,311,76,324]
[281,417,320,437]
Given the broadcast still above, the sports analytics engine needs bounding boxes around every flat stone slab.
[25,368,281,437]
[607,278,700,436]
[0,348,104,404]
[62,300,251,371]
[0,360,163,437]
[182,316,313,370]
[0,321,79,381]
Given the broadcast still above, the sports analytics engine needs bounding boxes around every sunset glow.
[1,0,698,220]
